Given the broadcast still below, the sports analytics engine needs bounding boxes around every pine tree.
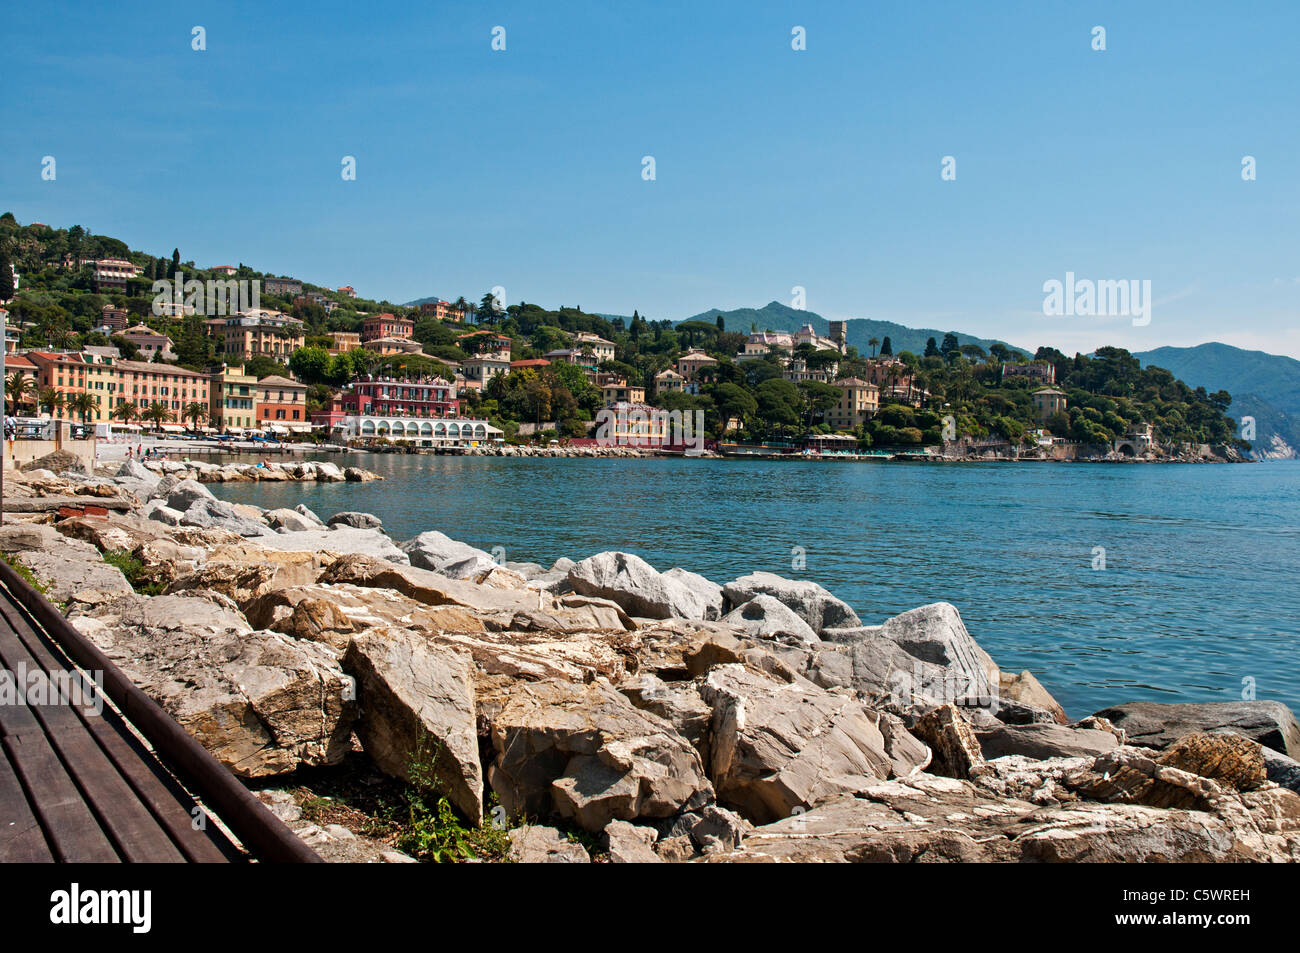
[0,249,14,301]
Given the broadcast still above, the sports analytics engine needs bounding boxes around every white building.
[338,415,503,448]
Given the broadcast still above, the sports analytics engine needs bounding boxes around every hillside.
[680,301,1031,359]
[1135,343,1300,458]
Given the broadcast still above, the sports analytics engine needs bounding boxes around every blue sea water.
[215,456,1300,719]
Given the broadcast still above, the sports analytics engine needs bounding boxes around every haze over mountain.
[679,302,1030,358]
[1134,343,1300,459]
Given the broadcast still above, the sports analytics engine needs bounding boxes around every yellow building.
[1033,387,1068,422]
[826,377,880,430]
[208,363,258,431]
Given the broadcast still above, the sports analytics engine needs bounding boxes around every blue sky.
[4,1,1298,357]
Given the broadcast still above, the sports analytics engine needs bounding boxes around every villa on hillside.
[1033,387,1068,421]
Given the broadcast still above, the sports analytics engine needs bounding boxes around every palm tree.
[36,386,65,419]
[110,400,139,426]
[6,372,32,415]
[868,337,879,359]
[182,401,208,430]
[66,392,99,424]
[143,401,174,433]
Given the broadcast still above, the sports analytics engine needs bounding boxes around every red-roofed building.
[362,313,414,342]
[509,359,550,370]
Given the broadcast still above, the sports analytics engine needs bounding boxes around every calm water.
[216,456,1300,719]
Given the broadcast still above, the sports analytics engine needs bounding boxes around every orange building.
[255,374,309,432]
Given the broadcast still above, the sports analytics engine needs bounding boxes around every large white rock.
[567,552,724,621]
[721,594,819,645]
[722,571,861,634]
[400,530,498,579]
[344,631,483,823]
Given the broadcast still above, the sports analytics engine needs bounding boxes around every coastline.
[1,451,1297,863]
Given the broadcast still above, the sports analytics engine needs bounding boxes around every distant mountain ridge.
[1134,343,1300,459]
[679,301,1031,359]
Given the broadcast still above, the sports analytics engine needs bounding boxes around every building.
[328,331,361,354]
[653,368,685,395]
[208,363,258,431]
[337,286,357,298]
[544,349,599,373]
[336,415,501,447]
[361,313,414,342]
[599,377,645,408]
[598,402,671,447]
[863,358,928,407]
[827,320,848,354]
[363,336,423,356]
[216,310,305,360]
[3,317,20,355]
[462,354,511,388]
[571,332,615,363]
[675,350,718,379]
[121,324,176,361]
[825,377,880,430]
[421,299,471,322]
[210,265,238,276]
[456,330,512,356]
[293,292,334,312]
[784,357,839,384]
[85,259,143,293]
[509,358,550,372]
[343,376,460,418]
[4,355,39,406]
[100,305,130,332]
[255,374,310,433]
[1114,421,1154,456]
[1003,362,1056,385]
[1032,387,1068,422]
[263,277,303,297]
[29,351,211,425]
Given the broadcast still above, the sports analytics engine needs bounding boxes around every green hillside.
[680,301,1031,359]
[1135,343,1300,458]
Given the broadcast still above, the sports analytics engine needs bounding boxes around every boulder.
[320,554,537,616]
[999,670,1068,725]
[253,527,408,564]
[659,804,751,853]
[180,498,273,537]
[70,594,356,776]
[721,595,818,645]
[164,543,328,607]
[343,467,380,482]
[165,478,215,511]
[294,503,327,527]
[814,602,999,712]
[603,820,662,863]
[401,530,499,579]
[328,511,383,530]
[912,704,984,778]
[700,663,892,824]
[142,500,184,526]
[722,571,860,634]
[343,631,483,823]
[507,826,590,863]
[486,678,713,832]
[265,508,323,533]
[567,552,724,621]
[115,458,157,483]
[976,722,1120,761]
[620,673,714,762]
[11,550,133,604]
[21,450,90,477]
[1091,701,1300,759]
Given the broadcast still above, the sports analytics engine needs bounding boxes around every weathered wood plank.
[0,743,54,863]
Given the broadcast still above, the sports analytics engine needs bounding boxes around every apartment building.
[361,313,414,342]
[256,374,309,432]
[825,377,880,430]
[217,310,305,360]
[264,277,303,297]
[343,376,460,418]
[208,363,258,431]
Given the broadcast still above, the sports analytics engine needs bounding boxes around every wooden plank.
[2,732,120,862]
[0,743,53,863]
[0,601,187,863]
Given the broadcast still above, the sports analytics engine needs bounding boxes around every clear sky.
[4,1,1298,357]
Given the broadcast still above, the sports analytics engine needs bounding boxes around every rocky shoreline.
[1,457,1297,863]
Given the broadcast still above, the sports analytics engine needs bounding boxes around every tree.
[110,401,139,425]
[941,332,960,362]
[171,248,180,270]
[143,401,174,432]
[5,372,32,414]
[0,249,14,301]
[288,346,332,386]
[36,386,64,418]
[880,336,893,356]
[183,401,208,429]
[66,391,99,423]
[924,337,940,358]
[868,337,879,358]
[716,314,725,333]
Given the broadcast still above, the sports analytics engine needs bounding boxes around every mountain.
[1134,343,1300,459]
[679,301,1031,359]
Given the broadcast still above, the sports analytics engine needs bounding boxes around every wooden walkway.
[0,560,319,863]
